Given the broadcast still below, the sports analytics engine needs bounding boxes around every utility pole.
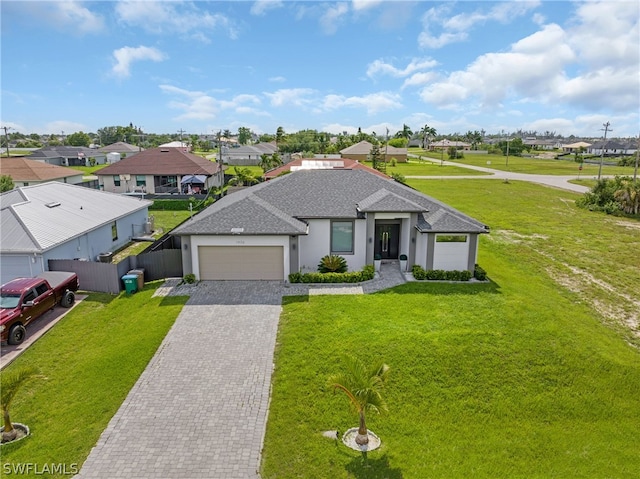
[505,137,511,167]
[177,128,186,142]
[597,121,611,180]
[634,132,639,184]
[1,126,12,157]
[216,130,224,197]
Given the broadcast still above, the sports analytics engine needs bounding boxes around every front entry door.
[374,224,400,259]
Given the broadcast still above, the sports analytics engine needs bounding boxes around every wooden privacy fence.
[49,249,183,294]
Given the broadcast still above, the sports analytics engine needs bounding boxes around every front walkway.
[76,263,406,479]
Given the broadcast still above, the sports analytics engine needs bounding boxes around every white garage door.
[198,246,284,280]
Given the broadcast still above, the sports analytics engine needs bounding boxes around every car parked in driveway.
[0,272,79,345]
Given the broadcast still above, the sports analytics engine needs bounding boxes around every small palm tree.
[318,255,348,273]
[1,366,44,443]
[328,355,390,446]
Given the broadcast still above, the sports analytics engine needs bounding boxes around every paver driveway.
[76,264,406,479]
[76,281,284,479]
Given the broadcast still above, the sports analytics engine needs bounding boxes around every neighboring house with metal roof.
[0,157,84,188]
[27,146,107,167]
[0,182,151,284]
[340,140,408,163]
[172,168,489,281]
[96,147,224,194]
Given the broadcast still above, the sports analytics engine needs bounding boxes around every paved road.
[76,263,406,479]
[406,154,600,193]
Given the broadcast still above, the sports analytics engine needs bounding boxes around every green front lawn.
[0,285,188,476]
[261,180,640,478]
[408,148,635,176]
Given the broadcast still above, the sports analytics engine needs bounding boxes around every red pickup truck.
[0,272,79,345]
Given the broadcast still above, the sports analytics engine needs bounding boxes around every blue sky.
[1,1,639,138]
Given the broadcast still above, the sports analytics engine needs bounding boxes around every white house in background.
[98,142,143,160]
[173,168,489,281]
[0,183,151,284]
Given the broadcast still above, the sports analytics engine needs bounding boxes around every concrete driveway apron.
[76,281,283,479]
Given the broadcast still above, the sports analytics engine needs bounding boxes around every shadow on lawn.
[375,279,501,296]
[345,452,403,479]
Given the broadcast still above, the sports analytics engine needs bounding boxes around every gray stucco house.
[1,182,151,284]
[173,168,489,281]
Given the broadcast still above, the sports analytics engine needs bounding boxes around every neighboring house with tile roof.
[172,168,488,281]
[340,140,408,163]
[561,141,592,153]
[96,147,224,194]
[0,182,151,284]
[0,157,84,188]
[28,146,107,167]
[263,157,388,180]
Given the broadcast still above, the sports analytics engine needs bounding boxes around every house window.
[112,221,118,241]
[331,220,354,254]
[155,175,178,188]
[436,235,467,243]
[136,175,146,187]
[113,175,121,187]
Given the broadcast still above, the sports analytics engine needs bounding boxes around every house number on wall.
[236,240,245,244]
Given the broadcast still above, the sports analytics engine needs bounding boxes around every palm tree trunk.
[2,410,16,442]
[356,410,369,445]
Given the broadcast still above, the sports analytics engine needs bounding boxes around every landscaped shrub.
[474,264,487,281]
[318,255,348,273]
[182,274,196,284]
[411,265,472,281]
[288,265,375,284]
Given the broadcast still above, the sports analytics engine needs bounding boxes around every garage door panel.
[198,246,284,280]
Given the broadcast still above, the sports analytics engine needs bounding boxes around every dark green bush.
[288,265,375,284]
[411,265,473,281]
[474,264,487,281]
[317,255,348,273]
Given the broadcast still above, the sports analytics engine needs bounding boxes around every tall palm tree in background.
[328,355,390,446]
[421,124,437,149]
[395,124,413,140]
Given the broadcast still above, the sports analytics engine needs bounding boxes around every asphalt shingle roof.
[0,157,84,182]
[96,147,221,176]
[173,169,488,236]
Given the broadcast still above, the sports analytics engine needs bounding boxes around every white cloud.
[402,72,438,89]
[115,1,238,41]
[419,1,539,49]
[366,58,438,79]
[159,86,262,121]
[321,92,402,115]
[264,88,317,107]
[269,76,287,83]
[112,46,167,78]
[38,1,104,34]
[250,1,284,16]
[320,3,350,35]
[45,120,89,134]
[351,0,384,12]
